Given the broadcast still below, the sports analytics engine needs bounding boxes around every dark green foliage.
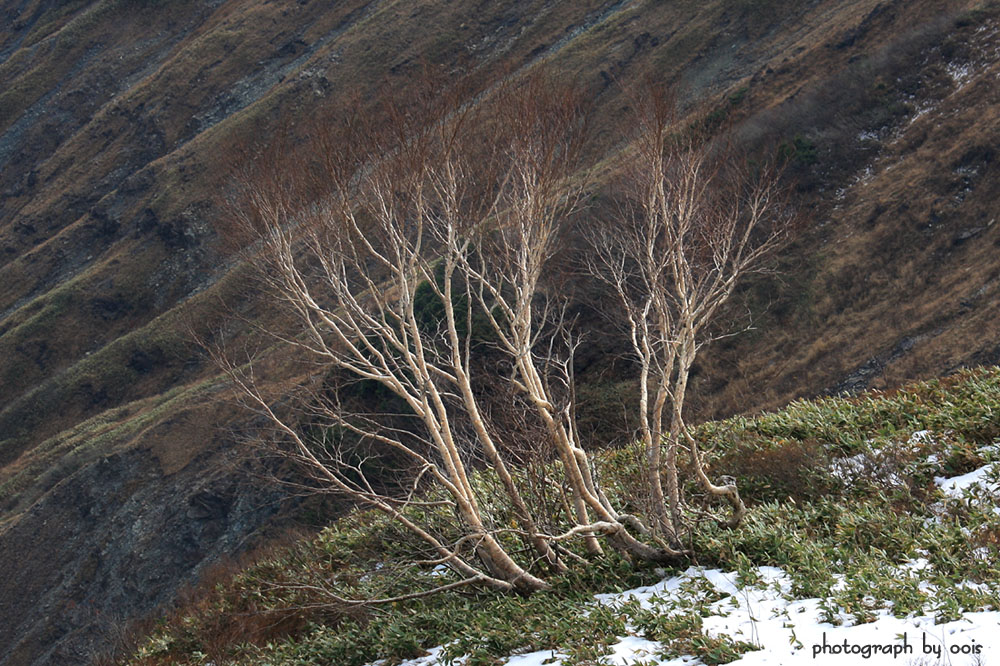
[777,134,817,166]
[698,85,750,132]
[633,609,756,665]
[411,265,497,346]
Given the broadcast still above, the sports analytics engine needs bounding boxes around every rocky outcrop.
[0,440,284,666]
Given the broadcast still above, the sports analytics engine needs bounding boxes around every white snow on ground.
[935,463,997,498]
[831,453,870,481]
[598,636,666,665]
[383,457,1000,666]
[386,646,450,666]
[597,567,1000,665]
[625,567,1000,666]
[385,564,1000,666]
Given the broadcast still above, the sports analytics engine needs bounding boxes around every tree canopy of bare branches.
[589,88,791,547]
[218,76,686,597]
[217,76,789,598]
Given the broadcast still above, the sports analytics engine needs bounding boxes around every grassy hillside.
[1,0,998,662]
[125,367,1000,665]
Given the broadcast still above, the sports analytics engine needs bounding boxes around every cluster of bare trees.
[218,76,788,595]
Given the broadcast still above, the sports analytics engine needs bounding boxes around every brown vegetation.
[2,0,999,661]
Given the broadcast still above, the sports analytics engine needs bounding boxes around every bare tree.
[218,82,548,594]
[461,83,683,563]
[589,89,790,547]
[216,76,682,599]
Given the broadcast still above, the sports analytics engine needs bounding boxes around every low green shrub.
[130,368,1000,666]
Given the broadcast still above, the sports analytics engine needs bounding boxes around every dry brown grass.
[3,0,1000,659]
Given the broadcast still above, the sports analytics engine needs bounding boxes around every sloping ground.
[0,0,996,663]
[126,368,1000,665]
[702,5,1000,414]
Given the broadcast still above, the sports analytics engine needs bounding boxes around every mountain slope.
[0,0,996,663]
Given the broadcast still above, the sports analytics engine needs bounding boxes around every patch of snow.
[947,61,975,86]
[830,453,868,481]
[908,102,935,124]
[382,646,456,666]
[602,636,666,665]
[853,165,874,186]
[503,649,561,666]
[375,564,1000,666]
[935,464,997,498]
[596,567,1000,666]
[594,567,696,606]
[830,451,906,489]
